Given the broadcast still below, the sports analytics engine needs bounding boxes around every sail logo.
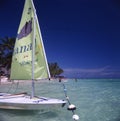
[17,18,32,40]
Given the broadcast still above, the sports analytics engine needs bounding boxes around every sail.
[10,0,50,80]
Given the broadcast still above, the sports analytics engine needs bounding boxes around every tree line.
[0,37,63,78]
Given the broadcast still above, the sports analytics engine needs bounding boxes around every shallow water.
[0,79,120,121]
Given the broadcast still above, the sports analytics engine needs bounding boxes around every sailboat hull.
[0,93,66,110]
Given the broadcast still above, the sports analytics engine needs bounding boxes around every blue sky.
[0,0,120,78]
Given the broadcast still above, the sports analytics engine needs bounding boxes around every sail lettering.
[20,46,23,53]
[14,43,32,55]
[19,58,38,66]
[19,60,32,66]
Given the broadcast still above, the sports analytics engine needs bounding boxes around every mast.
[31,0,51,97]
[31,0,36,98]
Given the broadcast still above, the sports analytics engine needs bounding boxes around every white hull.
[0,93,66,110]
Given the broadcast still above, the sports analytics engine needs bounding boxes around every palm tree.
[48,62,64,78]
[0,37,15,72]
[0,37,64,78]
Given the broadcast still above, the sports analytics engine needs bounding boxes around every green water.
[0,79,120,121]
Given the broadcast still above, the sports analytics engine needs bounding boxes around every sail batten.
[10,0,50,80]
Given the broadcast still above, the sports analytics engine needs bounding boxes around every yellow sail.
[10,0,50,80]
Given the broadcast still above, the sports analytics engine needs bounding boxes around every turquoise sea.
[0,79,120,121]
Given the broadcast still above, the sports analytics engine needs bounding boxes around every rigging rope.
[7,80,19,94]
[14,81,19,94]
[7,80,14,93]
[60,79,79,121]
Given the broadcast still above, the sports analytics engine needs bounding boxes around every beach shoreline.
[0,76,67,85]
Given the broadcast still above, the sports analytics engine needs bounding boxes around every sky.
[0,0,120,78]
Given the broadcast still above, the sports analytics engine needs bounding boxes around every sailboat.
[0,0,66,110]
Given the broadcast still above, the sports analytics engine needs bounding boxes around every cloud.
[63,66,120,78]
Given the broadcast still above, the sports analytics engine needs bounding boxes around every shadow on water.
[35,111,59,121]
[40,111,58,118]
[0,109,59,118]
[0,109,39,116]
